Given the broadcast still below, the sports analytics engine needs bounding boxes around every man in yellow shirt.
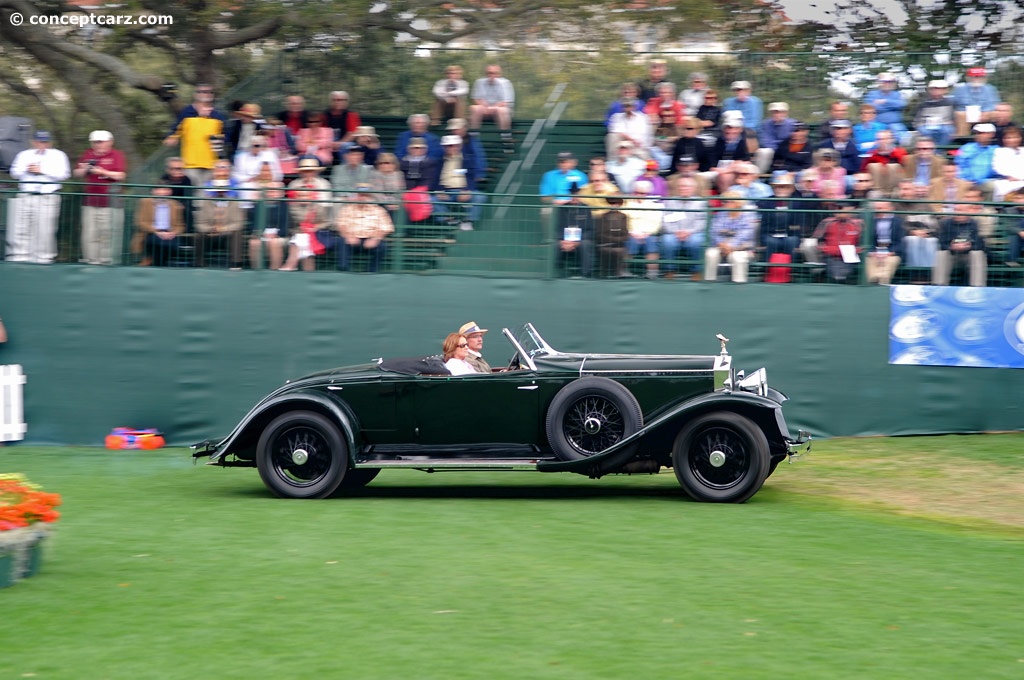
[164,86,227,187]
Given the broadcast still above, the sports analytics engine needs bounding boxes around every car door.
[403,371,543,445]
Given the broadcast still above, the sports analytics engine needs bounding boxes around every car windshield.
[512,323,555,359]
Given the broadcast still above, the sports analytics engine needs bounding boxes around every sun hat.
[459,322,488,335]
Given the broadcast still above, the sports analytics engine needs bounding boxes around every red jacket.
[816,215,863,257]
[860,147,907,171]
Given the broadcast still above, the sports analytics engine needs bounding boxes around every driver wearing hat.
[457,322,491,373]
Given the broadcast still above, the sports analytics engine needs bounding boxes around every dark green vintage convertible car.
[193,324,809,503]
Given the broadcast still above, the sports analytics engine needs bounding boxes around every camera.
[86,159,98,167]
[159,83,178,102]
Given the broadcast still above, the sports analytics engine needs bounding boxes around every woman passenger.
[442,333,476,375]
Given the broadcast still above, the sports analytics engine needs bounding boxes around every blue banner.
[889,285,1024,368]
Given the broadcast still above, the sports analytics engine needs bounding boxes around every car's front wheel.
[256,411,348,499]
[672,411,770,503]
[545,377,643,461]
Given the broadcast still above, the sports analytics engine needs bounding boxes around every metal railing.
[1,181,1021,287]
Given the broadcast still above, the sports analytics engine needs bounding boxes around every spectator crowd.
[3,59,1023,286]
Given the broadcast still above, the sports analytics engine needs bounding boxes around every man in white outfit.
[7,131,71,263]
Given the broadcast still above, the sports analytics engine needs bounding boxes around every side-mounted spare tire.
[545,377,643,461]
[256,410,349,499]
[672,411,770,503]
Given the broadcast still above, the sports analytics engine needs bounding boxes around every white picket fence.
[0,364,27,442]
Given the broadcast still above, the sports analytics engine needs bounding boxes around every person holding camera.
[6,131,70,264]
[74,130,127,265]
[933,201,987,287]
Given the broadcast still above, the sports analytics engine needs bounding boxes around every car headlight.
[737,367,768,397]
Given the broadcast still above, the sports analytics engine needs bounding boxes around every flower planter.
[0,552,14,588]
[1,473,60,586]
[0,527,49,587]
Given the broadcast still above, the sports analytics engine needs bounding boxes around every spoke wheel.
[563,395,628,456]
[673,412,770,503]
[257,411,347,499]
[546,378,642,461]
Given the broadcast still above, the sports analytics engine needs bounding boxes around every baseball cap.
[678,155,697,164]
[557,151,575,161]
[645,159,659,171]
[966,67,987,78]
[446,118,467,130]
[89,130,113,142]
[408,138,427,149]
[831,119,852,129]
[929,79,949,89]
[768,102,789,112]
[33,131,51,142]
[731,80,752,90]
[441,135,462,146]
[973,123,996,133]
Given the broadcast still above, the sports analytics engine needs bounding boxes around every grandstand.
[3,48,1023,284]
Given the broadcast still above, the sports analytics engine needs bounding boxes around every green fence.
[1,266,1023,445]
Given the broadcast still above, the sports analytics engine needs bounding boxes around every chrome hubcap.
[584,417,602,434]
[291,448,309,465]
[708,450,726,468]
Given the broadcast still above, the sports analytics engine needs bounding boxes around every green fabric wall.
[1,266,1022,445]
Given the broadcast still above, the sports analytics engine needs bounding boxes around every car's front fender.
[202,389,360,465]
[537,390,788,475]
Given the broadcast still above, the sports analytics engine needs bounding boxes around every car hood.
[535,352,716,373]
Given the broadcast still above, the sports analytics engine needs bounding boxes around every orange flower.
[0,474,62,531]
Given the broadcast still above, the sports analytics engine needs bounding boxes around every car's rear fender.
[537,391,789,475]
[207,390,360,465]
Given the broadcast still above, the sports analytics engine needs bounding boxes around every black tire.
[545,377,643,461]
[334,467,380,493]
[672,411,770,503]
[256,411,348,499]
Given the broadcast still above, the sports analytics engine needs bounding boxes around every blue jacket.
[954,142,998,184]
[817,139,861,176]
[722,95,764,129]
[540,168,589,201]
[853,121,887,152]
[951,83,1000,113]
[863,89,906,126]
[395,131,443,161]
[757,118,796,151]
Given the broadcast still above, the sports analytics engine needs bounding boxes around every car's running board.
[355,458,555,471]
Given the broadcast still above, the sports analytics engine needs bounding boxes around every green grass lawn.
[1,436,1022,679]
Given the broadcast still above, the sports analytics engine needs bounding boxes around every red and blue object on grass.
[105,428,165,450]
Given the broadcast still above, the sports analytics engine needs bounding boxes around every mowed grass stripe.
[0,440,1021,679]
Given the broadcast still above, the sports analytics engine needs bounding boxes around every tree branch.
[0,71,62,136]
[208,15,287,50]
[364,0,549,42]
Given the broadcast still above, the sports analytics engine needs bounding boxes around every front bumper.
[786,430,812,461]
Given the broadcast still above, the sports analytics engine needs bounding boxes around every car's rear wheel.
[545,377,643,461]
[257,411,348,499]
[672,411,770,503]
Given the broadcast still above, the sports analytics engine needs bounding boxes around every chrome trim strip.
[580,369,713,375]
